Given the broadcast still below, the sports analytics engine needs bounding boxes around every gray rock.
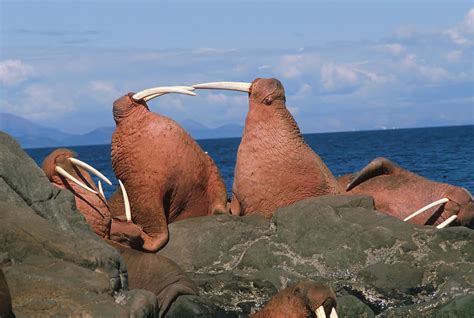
[159,196,474,316]
[0,132,156,317]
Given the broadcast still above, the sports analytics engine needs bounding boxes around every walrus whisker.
[98,180,105,199]
[192,81,251,92]
[330,308,338,318]
[118,179,132,222]
[315,305,326,318]
[436,215,457,229]
[132,86,196,101]
[69,157,112,186]
[55,166,98,194]
[403,198,449,222]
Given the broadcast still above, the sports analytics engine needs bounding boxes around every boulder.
[0,132,157,317]
[159,195,474,316]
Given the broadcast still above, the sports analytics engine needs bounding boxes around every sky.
[0,0,473,134]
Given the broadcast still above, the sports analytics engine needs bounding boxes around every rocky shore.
[1,131,473,317]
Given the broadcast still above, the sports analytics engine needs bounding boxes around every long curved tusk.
[403,198,449,222]
[55,166,98,194]
[436,215,457,229]
[98,180,105,199]
[143,86,197,102]
[69,157,112,186]
[132,86,196,102]
[192,82,251,93]
[330,308,338,318]
[118,179,132,222]
[315,305,326,318]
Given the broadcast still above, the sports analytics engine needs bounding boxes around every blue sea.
[25,125,474,198]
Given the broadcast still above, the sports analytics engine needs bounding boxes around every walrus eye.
[263,96,273,105]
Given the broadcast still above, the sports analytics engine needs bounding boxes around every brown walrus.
[0,269,14,318]
[192,79,342,217]
[111,86,228,252]
[339,157,474,228]
[252,281,338,318]
[42,149,199,316]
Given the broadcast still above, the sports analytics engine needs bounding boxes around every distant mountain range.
[0,113,243,149]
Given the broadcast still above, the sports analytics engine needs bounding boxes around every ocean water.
[25,125,474,198]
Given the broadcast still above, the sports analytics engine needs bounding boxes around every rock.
[0,132,156,317]
[159,195,474,316]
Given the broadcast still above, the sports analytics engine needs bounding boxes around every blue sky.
[1,0,473,134]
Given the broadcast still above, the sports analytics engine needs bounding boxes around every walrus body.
[111,94,228,252]
[230,78,342,217]
[339,157,474,227]
[252,281,337,318]
[42,149,199,316]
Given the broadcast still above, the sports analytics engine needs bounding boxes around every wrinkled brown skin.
[42,149,143,246]
[42,149,199,315]
[231,78,342,217]
[111,93,228,252]
[339,157,474,227]
[252,281,337,318]
[0,269,14,318]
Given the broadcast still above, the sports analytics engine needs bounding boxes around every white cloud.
[0,59,35,86]
[87,80,120,103]
[276,53,321,79]
[402,54,451,82]
[445,50,463,62]
[4,85,75,120]
[320,63,359,91]
[443,8,473,46]
[374,43,405,55]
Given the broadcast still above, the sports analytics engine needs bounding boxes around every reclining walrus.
[339,157,474,228]
[42,149,198,316]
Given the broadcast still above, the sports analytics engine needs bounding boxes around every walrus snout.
[112,94,146,124]
[250,78,286,105]
[42,148,76,180]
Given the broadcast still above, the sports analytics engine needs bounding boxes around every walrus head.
[113,86,196,125]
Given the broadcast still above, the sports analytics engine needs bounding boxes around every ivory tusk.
[330,308,338,318]
[143,86,197,102]
[315,305,326,318]
[55,166,98,194]
[192,81,251,93]
[118,179,132,222]
[403,198,449,222]
[436,215,457,229]
[98,180,105,199]
[132,86,196,101]
[69,157,112,186]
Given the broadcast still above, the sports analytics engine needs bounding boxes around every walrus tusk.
[436,215,457,229]
[330,308,338,318]
[315,305,326,318]
[98,180,105,199]
[403,198,449,222]
[69,157,112,186]
[132,86,196,101]
[55,166,98,194]
[118,179,132,222]
[142,86,197,102]
[192,82,251,93]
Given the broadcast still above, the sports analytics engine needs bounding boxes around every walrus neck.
[114,104,149,125]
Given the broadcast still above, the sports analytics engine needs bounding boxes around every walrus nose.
[132,86,196,102]
[192,81,251,93]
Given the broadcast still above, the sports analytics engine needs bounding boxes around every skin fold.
[252,281,337,318]
[42,149,199,315]
[231,78,342,217]
[111,93,228,252]
[339,157,474,227]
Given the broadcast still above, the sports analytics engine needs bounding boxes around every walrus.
[192,78,342,217]
[111,86,228,252]
[339,157,474,228]
[252,281,338,318]
[0,269,14,318]
[42,149,199,316]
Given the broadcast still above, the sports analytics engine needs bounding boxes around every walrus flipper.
[346,157,399,191]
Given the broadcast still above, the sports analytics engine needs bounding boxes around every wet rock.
[0,132,156,317]
[159,195,474,316]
